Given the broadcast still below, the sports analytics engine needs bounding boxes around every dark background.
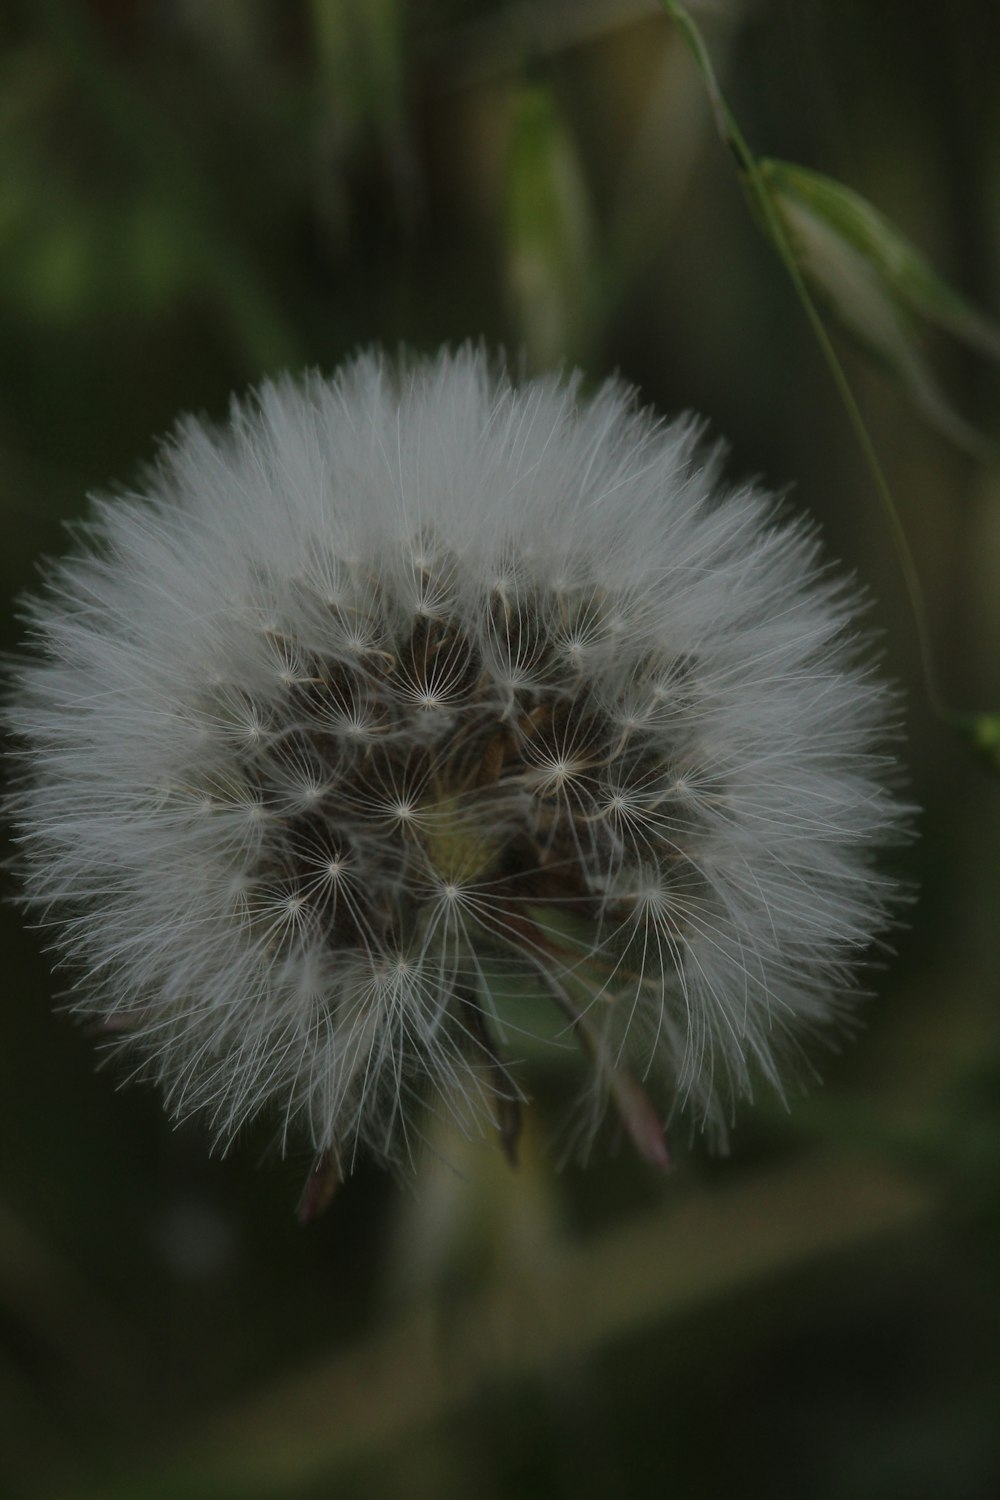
[2,3,999,1497]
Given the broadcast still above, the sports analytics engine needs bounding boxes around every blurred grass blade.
[311,0,405,139]
[757,159,1000,462]
[35,0,301,370]
[310,0,414,242]
[504,83,595,370]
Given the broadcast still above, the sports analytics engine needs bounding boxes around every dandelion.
[5,347,906,1189]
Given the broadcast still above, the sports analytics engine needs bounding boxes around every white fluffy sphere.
[5,348,906,1174]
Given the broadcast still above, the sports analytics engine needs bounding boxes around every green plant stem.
[657,0,955,724]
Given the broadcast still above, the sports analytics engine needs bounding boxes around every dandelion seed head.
[4,347,908,1175]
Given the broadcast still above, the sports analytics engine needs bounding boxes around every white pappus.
[4,346,908,1186]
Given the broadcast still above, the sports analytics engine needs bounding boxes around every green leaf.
[757,158,1000,461]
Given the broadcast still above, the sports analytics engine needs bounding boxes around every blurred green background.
[2,2,1000,1497]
